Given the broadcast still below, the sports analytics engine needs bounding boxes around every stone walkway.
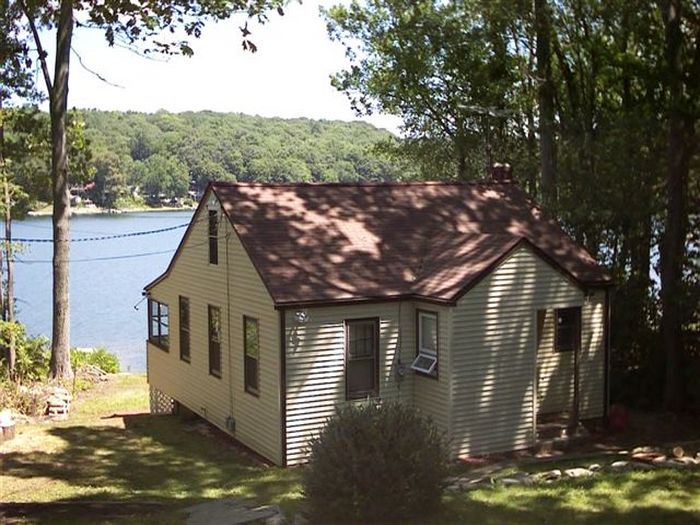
[185,498,309,525]
[446,446,700,492]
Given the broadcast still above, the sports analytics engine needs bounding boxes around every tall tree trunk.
[535,0,556,207]
[0,101,8,377]
[4,180,14,324]
[0,100,6,324]
[3,179,15,377]
[660,0,691,412]
[48,0,74,380]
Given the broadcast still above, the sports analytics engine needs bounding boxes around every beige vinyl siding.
[284,302,416,465]
[579,290,606,418]
[412,303,451,438]
[450,245,606,457]
[147,193,282,464]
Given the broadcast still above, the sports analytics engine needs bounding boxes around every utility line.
[8,209,216,263]
[2,222,190,243]
[13,248,178,264]
[12,239,209,264]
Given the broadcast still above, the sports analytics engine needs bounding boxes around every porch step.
[536,424,590,454]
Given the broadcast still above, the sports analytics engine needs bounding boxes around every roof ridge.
[211,180,515,188]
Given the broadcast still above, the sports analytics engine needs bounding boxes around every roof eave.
[273,293,455,311]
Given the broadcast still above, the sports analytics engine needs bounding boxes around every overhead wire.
[3,222,190,243]
[9,212,209,264]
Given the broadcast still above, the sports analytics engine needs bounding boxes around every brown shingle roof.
[210,181,611,307]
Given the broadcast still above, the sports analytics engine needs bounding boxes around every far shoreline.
[27,205,197,217]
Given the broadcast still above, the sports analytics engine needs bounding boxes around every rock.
[632,452,667,465]
[501,472,533,486]
[588,464,602,472]
[446,483,463,492]
[632,446,657,455]
[531,469,562,483]
[186,499,283,525]
[674,457,697,467]
[542,469,563,480]
[564,467,593,478]
[652,455,668,465]
[501,477,524,486]
[466,476,494,489]
[610,460,629,470]
[672,446,684,459]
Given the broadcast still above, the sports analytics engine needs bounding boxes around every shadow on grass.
[3,414,699,524]
[2,414,301,523]
[432,470,700,525]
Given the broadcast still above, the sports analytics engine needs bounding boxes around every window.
[148,299,169,350]
[411,310,438,376]
[208,209,218,265]
[179,296,190,363]
[345,318,379,400]
[555,307,581,352]
[244,316,260,395]
[208,305,221,377]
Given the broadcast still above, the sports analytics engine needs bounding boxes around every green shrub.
[0,321,50,382]
[0,381,47,415]
[303,402,449,523]
[71,347,120,373]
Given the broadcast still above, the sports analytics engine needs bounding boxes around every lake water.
[8,210,194,372]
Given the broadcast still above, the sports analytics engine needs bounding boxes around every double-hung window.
[555,307,581,352]
[345,318,379,400]
[148,299,169,351]
[208,209,218,265]
[411,310,438,377]
[208,305,222,377]
[244,316,260,395]
[179,296,190,363]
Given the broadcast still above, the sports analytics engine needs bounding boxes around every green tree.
[90,149,127,208]
[15,0,286,379]
[323,0,521,180]
[658,0,699,411]
[0,0,43,376]
[135,154,189,200]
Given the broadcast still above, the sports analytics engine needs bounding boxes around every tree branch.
[71,47,125,88]
[18,0,53,94]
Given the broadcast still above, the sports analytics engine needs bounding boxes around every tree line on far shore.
[4,108,414,211]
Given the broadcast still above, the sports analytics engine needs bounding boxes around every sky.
[38,0,402,134]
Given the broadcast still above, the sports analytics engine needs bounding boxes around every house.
[144,173,612,466]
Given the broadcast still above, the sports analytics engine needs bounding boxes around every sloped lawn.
[436,469,700,524]
[1,375,698,524]
[0,375,302,523]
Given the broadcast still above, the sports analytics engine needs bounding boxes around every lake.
[8,210,194,372]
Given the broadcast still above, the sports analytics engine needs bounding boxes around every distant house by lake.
[144,172,612,466]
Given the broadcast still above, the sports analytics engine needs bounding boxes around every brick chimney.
[491,163,513,183]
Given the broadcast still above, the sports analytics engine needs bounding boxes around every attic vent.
[207,192,221,211]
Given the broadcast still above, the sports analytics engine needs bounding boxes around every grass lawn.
[2,374,699,524]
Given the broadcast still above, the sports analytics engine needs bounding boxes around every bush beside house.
[303,402,449,523]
